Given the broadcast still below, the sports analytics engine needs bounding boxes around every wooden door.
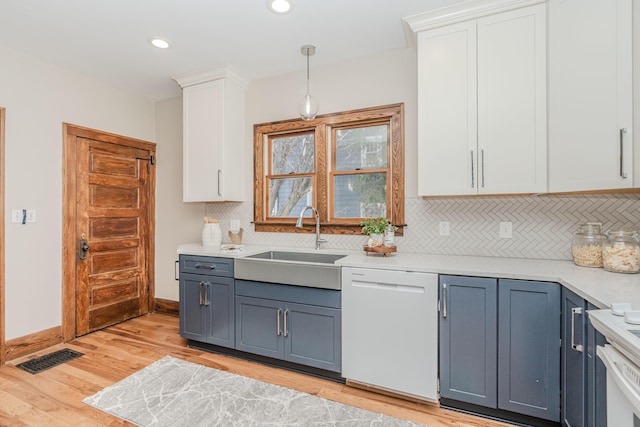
[63,124,155,339]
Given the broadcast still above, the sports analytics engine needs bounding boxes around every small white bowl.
[624,310,640,325]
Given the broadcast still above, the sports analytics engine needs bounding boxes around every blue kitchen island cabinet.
[439,275,560,423]
[235,280,342,373]
[562,287,607,427]
[178,255,235,348]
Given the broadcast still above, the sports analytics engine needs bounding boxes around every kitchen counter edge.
[177,243,640,309]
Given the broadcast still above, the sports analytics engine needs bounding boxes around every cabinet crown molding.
[402,0,546,48]
[172,64,250,90]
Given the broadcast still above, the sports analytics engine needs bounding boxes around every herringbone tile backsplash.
[206,194,640,261]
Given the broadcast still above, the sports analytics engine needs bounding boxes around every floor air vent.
[16,348,84,374]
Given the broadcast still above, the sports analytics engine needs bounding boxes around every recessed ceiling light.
[150,38,170,49]
[267,0,293,14]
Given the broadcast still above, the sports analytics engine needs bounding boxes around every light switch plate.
[11,209,22,223]
[26,210,36,223]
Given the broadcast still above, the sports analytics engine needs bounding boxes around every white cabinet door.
[477,4,547,194]
[417,4,546,196]
[418,21,477,196]
[548,0,633,192]
[183,79,245,202]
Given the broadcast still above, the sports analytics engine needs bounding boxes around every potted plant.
[360,217,396,247]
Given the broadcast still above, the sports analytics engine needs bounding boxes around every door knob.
[79,239,90,260]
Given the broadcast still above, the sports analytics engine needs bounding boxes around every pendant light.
[298,45,319,121]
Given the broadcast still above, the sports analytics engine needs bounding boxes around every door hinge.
[137,154,155,172]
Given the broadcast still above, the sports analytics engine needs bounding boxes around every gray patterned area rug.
[83,356,424,426]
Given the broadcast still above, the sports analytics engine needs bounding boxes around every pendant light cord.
[306,48,310,94]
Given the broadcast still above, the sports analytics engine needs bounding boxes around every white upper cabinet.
[417,21,478,196]
[174,66,248,202]
[410,1,547,196]
[548,0,633,192]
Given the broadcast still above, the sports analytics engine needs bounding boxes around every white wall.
[0,45,156,340]
[154,97,203,301]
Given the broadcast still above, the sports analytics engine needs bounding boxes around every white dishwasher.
[341,267,438,402]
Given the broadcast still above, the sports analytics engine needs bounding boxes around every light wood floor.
[0,313,516,426]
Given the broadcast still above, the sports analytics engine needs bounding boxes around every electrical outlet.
[11,209,22,223]
[230,219,240,232]
[439,221,450,236]
[499,222,513,239]
[26,210,36,223]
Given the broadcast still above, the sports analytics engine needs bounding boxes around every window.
[254,103,404,235]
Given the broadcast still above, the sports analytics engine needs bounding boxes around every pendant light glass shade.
[298,93,319,121]
[298,45,319,121]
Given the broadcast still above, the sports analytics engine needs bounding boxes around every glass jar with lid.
[602,230,640,273]
[571,222,606,267]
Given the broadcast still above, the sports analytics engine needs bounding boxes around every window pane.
[335,125,387,171]
[271,134,315,174]
[333,173,386,218]
[269,177,313,218]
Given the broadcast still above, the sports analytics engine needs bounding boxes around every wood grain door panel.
[76,137,151,335]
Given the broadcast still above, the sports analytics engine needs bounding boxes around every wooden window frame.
[265,130,317,221]
[329,120,392,224]
[254,103,404,235]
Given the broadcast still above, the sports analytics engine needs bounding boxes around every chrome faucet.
[295,206,327,250]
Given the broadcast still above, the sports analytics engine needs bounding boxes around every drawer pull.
[195,263,215,270]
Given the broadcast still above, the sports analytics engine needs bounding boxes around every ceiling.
[0,0,467,101]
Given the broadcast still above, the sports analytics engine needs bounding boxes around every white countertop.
[177,243,640,309]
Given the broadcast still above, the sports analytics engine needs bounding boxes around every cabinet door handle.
[620,128,628,178]
[442,283,447,319]
[194,263,215,270]
[217,169,222,196]
[571,307,583,352]
[175,260,179,280]
[480,149,485,188]
[470,150,475,188]
[277,309,282,336]
[199,281,205,305]
[283,310,289,337]
[203,282,210,306]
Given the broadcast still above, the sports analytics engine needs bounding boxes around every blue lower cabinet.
[439,275,560,422]
[179,272,235,348]
[285,302,341,372]
[235,280,341,373]
[562,287,607,427]
[498,279,560,422]
[439,276,498,407]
